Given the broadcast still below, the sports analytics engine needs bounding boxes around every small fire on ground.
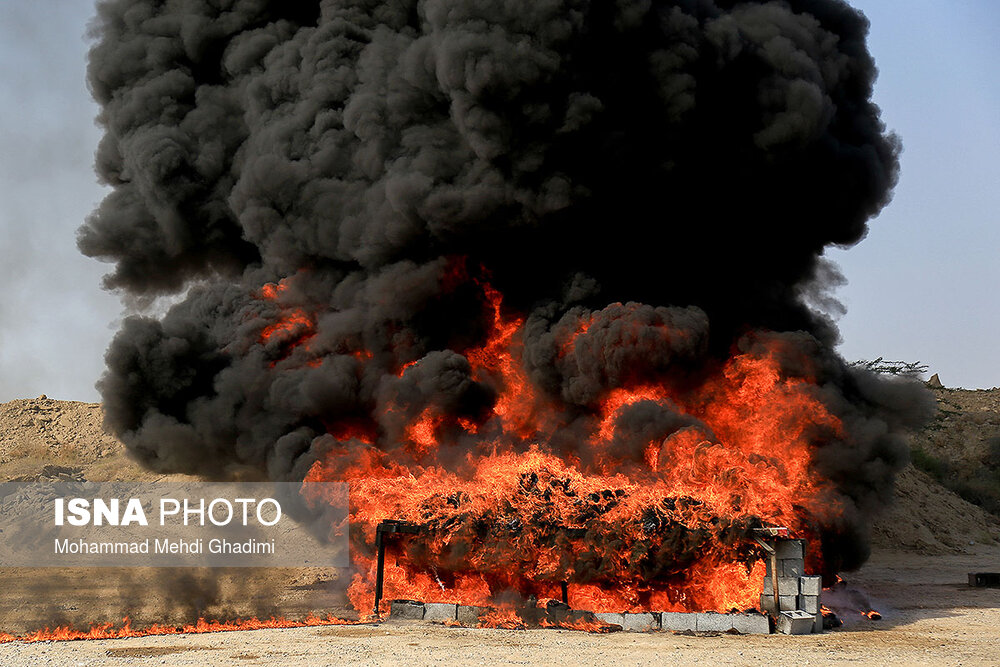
[0,615,358,645]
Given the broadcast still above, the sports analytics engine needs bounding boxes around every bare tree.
[851,357,928,378]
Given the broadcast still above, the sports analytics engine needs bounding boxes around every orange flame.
[477,608,527,630]
[538,615,620,633]
[0,614,359,645]
[290,268,844,617]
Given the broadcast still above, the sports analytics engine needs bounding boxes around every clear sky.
[830,0,1000,389]
[0,1,996,403]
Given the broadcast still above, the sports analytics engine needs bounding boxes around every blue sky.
[831,0,1000,388]
[0,1,997,403]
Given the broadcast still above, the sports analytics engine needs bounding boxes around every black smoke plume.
[80,0,934,576]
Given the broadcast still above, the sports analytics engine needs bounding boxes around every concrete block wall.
[383,538,826,636]
[621,612,660,632]
[389,600,425,620]
[659,612,697,632]
[424,602,459,621]
[403,606,773,634]
[598,610,769,634]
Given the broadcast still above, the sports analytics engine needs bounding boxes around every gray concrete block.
[763,577,800,596]
[695,612,733,632]
[595,612,624,627]
[660,612,697,632]
[780,558,804,578]
[389,600,424,620]
[762,593,805,612]
[777,610,813,635]
[798,595,820,614]
[621,612,660,632]
[422,602,458,622]
[813,612,824,634]
[731,613,770,635]
[800,575,822,597]
[774,539,805,560]
[456,605,488,626]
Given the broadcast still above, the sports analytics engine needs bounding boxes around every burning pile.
[80,0,932,622]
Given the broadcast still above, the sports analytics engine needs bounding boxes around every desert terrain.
[0,385,999,665]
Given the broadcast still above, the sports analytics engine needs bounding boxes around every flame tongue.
[301,276,841,616]
[80,0,934,625]
[0,615,358,645]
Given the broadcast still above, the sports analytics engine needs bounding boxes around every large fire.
[55,0,925,643]
[0,264,858,641]
[256,259,847,619]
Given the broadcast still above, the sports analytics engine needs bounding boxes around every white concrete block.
[777,610,813,635]
[731,613,770,634]
[660,612,697,631]
[621,612,660,632]
[389,600,424,620]
[423,602,458,621]
[695,612,733,632]
[799,575,822,596]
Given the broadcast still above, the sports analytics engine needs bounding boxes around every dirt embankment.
[0,396,348,635]
[0,388,998,648]
[3,390,996,556]
[870,386,1000,553]
[0,395,151,482]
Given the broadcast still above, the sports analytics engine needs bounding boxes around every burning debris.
[0,615,359,645]
[379,534,824,634]
[822,575,882,624]
[79,0,934,623]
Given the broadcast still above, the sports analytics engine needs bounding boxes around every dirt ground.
[2,392,1000,664]
[0,544,997,666]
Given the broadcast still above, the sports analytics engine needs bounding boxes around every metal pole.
[373,525,386,619]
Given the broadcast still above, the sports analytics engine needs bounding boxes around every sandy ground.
[2,394,999,665]
[1,545,998,666]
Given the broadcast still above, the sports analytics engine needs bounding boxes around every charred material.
[370,483,764,612]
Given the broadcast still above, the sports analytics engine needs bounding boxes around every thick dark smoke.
[80,0,934,574]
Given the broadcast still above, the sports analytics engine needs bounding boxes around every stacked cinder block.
[759,539,824,634]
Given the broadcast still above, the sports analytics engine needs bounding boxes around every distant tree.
[851,357,928,378]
